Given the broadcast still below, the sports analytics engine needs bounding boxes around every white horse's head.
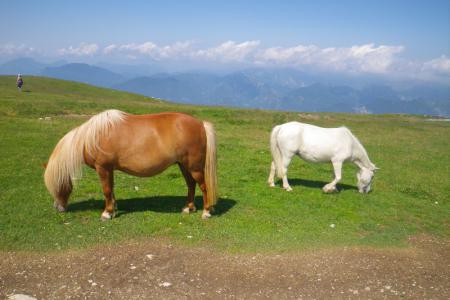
[357,164,378,193]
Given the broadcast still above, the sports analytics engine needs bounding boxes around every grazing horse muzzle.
[53,201,66,212]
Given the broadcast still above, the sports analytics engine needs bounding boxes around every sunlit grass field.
[0,75,448,252]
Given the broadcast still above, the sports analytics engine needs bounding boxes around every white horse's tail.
[203,121,218,208]
[270,125,284,178]
[44,110,126,200]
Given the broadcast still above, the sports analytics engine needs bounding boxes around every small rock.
[8,295,37,300]
[130,266,136,270]
[146,254,154,260]
[159,282,172,287]
[187,235,193,239]
[134,186,139,191]
[330,224,336,228]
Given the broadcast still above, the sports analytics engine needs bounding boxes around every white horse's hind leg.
[281,153,294,191]
[268,161,276,187]
[323,161,342,193]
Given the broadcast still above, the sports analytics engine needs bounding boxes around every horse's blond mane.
[44,110,127,198]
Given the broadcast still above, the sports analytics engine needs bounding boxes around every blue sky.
[0,0,449,80]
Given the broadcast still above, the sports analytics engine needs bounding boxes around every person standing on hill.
[16,74,24,91]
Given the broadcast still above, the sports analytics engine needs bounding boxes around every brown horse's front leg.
[179,164,197,213]
[96,165,115,221]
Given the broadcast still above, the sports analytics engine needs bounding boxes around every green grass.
[0,75,449,253]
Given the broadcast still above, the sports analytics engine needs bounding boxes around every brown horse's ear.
[42,163,48,169]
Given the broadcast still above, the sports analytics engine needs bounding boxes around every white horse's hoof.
[53,201,66,212]
[323,185,337,193]
[284,186,293,192]
[101,211,113,221]
[202,210,211,219]
[269,182,275,187]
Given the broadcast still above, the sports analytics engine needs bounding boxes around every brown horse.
[44,109,218,220]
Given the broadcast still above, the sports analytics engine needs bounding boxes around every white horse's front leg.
[268,161,276,187]
[282,175,293,191]
[323,161,342,193]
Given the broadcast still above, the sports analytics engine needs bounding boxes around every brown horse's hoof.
[201,210,211,219]
[182,206,197,214]
[101,211,113,221]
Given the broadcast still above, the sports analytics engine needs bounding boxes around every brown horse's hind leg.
[178,164,197,213]
[96,165,116,221]
[190,170,211,219]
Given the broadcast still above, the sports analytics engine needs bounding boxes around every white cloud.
[194,40,261,62]
[422,55,450,76]
[103,44,117,54]
[0,43,35,55]
[100,41,407,74]
[58,43,99,56]
[255,43,404,73]
[104,40,260,63]
[5,39,448,82]
[103,41,193,60]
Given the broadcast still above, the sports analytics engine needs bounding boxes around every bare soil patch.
[1,235,448,299]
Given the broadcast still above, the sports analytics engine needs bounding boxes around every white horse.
[268,122,378,193]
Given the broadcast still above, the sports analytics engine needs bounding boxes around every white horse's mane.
[342,127,374,170]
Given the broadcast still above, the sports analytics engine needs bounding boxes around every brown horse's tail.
[203,121,218,208]
[44,110,126,204]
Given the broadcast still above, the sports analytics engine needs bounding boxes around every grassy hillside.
[0,75,449,252]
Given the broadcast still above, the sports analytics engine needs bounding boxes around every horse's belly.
[298,146,333,163]
[298,151,324,163]
[116,156,176,177]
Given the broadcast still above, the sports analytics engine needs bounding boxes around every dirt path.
[1,236,449,299]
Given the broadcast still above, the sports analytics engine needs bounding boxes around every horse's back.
[275,121,354,162]
[90,112,206,176]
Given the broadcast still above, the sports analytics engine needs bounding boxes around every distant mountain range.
[42,63,125,87]
[1,57,449,116]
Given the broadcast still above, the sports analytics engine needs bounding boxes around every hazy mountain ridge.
[1,58,449,116]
